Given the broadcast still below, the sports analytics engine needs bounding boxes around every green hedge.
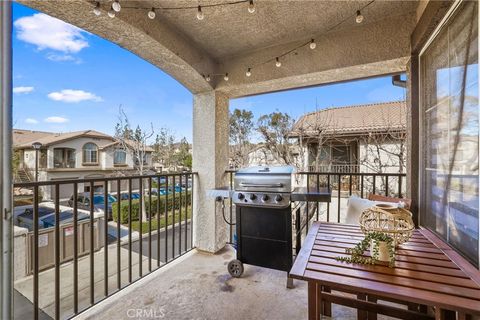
[112,191,192,223]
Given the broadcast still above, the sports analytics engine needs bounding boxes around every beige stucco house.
[13,129,153,199]
[291,101,407,174]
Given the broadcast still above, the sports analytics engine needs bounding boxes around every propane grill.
[227,165,330,285]
[232,166,294,209]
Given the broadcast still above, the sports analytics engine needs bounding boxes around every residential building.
[291,101,407,174]
[13,129,154,199]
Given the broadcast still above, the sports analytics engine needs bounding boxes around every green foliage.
[256,111,295,165]
[335,232,395,268]
[112,191,191,223]
[131,208,192,234]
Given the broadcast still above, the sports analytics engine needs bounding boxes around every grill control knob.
[262,194,269,202]
[237,193,245,200]
[249,194,257,201]
[275,194,283,202]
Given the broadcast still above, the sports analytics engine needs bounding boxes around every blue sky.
[13,3,406,142]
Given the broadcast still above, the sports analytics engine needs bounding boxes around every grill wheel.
[227,259,244,278]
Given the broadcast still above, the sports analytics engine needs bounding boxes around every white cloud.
[47,89,103,103]
[44,116,69,123]
[25,118,39,124]
[14,13,88,53]
[13,86,34,94]
[46,53,79,63]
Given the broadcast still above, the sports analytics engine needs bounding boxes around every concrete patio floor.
[76,246,400,320]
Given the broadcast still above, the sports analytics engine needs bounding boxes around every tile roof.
[291,101,407,137]
[13,129,114,148]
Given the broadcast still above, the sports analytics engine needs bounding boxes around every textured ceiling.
[124,0,418,60]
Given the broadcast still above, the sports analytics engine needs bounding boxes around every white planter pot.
[370,240,392,262]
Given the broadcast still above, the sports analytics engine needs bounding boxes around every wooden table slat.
[305,262,480,300]
[309,250,470,279]
[307,255,479,289]
[291,222,480,317]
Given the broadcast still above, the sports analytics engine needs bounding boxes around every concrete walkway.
[75,246,400,320]
[14,221,191,319]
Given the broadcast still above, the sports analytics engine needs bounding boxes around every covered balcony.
[1,0,479,320]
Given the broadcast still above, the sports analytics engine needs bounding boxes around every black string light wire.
[90,0,375,82]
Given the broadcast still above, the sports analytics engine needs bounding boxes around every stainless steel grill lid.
[234,165,295,193]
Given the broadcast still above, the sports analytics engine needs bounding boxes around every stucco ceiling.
[136,0,418,60]
[18,0,420,97]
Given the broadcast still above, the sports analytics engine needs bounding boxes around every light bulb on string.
[112,0,121,12]
[248,0,255,13]
[197,6,204,20]
[309,39,316,50]
[275,57,281,68]
[224,73,229,81]
[246,68,252,77]
[108,8,116,18]
[205,74,211,82]
[93,2,101,16]
[148,8,156,19]
[356,10,364,24]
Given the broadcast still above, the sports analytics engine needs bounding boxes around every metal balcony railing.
[13,172,196,320]
[225,170,407,245]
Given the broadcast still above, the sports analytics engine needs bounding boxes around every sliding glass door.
[420,0,479,266]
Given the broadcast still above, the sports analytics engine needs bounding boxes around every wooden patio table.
[290,222,480,320]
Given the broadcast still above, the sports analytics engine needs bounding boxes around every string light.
[93,2,101,16]
[275,57,281,68]
[356,10,364,23]
[92,0,375,80]
[148,8,156,19]
[248,0,256,13]
[196,5,204,20]
[112,0,121,12]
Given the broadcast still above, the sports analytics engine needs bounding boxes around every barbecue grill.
[227,165,330,283]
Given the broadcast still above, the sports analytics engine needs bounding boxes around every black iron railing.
[226,170,407,244]
[13,172,196,320]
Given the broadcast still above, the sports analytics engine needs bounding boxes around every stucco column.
[192,90,229,253]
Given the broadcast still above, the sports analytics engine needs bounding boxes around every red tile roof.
[291,101,406,137]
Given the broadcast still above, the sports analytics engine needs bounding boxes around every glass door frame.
[418,0,480,267]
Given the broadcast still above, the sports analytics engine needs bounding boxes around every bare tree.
[115,107,154,221]
[230,108,254,168]
[153,128,176,171]
[257,111,297,165]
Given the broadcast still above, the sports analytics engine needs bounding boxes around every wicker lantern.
[359,204,415,246]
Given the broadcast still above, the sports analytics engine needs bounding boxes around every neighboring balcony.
[53,148,76,169]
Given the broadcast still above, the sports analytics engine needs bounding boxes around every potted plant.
[336,231,395,268]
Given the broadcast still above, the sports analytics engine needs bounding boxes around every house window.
[53,148,75,168]
[114,149,127,165]
[420,1,479,266]
[82,143,98,164]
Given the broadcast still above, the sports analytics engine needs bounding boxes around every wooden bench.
[290,222,480,320]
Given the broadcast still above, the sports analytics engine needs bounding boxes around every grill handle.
[239,182,284,188]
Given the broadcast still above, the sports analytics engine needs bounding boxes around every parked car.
[118,192,141,201]
[68,192,116,219]
[15,203,90,231]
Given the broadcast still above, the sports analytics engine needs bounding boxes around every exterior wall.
[23,150,36,169]
[13,226,28,281]
[247,147,280,166]
[45,136,114,169]
[358,140,405,174]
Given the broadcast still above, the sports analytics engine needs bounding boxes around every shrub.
[112,191,191,223]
